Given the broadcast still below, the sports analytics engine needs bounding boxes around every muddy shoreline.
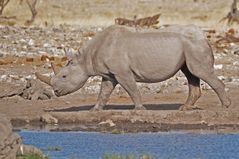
[12,121,239,134]
[11,108,239,133]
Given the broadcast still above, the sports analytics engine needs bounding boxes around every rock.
[230,45,239,55]
[0,79,54,100]
[43,43,51,48]
[234,50,239,55]
[17,145,43,156]
[214,64,223,70]
[98,119,116,127]
[28,39,35,46]
[83,85,101,94]
[0,52,5,57]
[40,114,58,124]
[21,79,54,100]
[19,39,26,43]
[9,75,20,80]
[233,61,239,66]
[0,114,21,159]
[0,75,7,81]
[0,84,25,99]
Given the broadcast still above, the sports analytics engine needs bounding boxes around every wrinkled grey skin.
[42,25,231,111]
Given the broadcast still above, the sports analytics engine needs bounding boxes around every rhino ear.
[64,48,75,60]
[77,48,82,59]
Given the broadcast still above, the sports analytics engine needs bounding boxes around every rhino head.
[36,48,89,97]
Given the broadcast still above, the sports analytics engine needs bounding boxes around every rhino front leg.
[115,73,145,110]
[91,77,117,111]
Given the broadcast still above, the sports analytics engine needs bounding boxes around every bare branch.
[219,0,239,25]
[115,13,161,28]
[25,0,37,25]
[0,0,10,15]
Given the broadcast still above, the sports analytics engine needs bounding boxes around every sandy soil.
[0,26,238,132]
[0,0,239,132]
[2,0,233,27]
[6,88,239,133]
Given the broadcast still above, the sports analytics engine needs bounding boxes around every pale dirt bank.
[0,0,239,132]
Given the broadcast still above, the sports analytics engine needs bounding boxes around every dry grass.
[0,0,234,27]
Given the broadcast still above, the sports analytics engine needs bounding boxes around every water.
[19,131,239,159]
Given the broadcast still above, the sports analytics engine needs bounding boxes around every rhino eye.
[66,60,73,66]
[62,75,66,78]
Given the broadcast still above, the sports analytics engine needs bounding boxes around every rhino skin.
[36,25,231,111]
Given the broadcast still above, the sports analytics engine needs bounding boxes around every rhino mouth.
[53,89,67,97]
[54,90,61,97]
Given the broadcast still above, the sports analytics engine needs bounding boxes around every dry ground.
[0,0,239,132]
[1,0,234,27]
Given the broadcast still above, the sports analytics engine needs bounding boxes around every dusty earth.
[0,0,239,133]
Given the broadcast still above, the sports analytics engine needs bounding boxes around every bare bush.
[25,0,37,25]
[0,0,10,15]
[115,17,136,27]
[115,13,161,28]
[135,13,160,28]
[219,0,239,25]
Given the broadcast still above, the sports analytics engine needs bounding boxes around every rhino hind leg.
[180,64,201,111]
[91,77,117,111]
[114,72,146,110]
[184,40,231,108]
[195,71,231,108]
[185,58,231,108]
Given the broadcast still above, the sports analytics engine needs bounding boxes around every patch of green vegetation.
[103,154,154,159]
[0,20,16,26]
[140,154,155,159]
[47,146,62,151]
[41,146,62,152]
[103,154,122,159]
[17,154,48,159]
[111,129,121,134]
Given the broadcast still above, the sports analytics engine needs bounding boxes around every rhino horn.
[51,62,59,75]
[35,72,52,86]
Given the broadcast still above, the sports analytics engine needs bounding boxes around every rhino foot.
[90,106,103,111]
[222,98,231,108]
[179,104,201,111]
[134,105,146,110]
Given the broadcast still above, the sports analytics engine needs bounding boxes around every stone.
[214,64,223,70]
[98,119,116,127]
[28,39,35,46]
[0,79,54,100]
[40,113,58,124]
[43,43,51,48]
[0,114,21,159]
[233,61,239,66]
[17,145,43,156]
[21,79,54,100]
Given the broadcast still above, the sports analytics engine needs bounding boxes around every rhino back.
[84,26,186,82]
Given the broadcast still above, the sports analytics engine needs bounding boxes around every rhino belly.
[130,49,185,83]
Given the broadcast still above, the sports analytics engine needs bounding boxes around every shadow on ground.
[49,103,182,112]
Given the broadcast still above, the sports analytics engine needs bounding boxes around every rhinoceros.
[36,25,231,111]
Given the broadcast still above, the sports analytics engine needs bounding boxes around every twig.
[219,0,239,25]
[25,0,37,25]
[0,0,10,15]
[0,15,16,19]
